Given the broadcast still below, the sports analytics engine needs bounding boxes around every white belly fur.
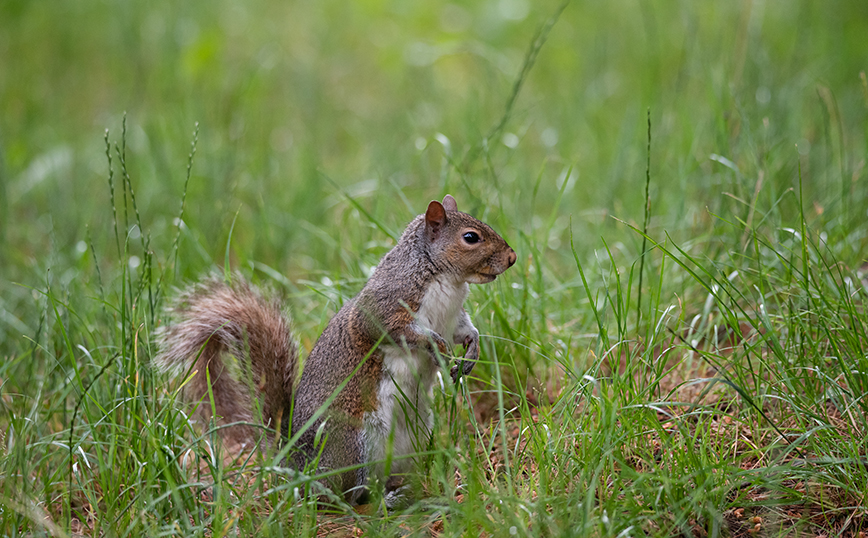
[363,276,470,476]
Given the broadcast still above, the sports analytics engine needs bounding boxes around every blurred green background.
[1,0,867,342]
[3,2,868,533]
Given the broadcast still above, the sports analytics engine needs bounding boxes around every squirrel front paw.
[450,333,479,382]
[421,329,450,363]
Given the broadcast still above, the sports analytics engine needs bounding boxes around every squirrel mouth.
[476,273,498,283]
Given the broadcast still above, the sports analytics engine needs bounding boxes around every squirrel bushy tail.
[155,276,298,449]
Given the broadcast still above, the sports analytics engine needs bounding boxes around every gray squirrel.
[156,195,516,505]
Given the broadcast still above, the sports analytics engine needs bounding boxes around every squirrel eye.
[463,231,481,244]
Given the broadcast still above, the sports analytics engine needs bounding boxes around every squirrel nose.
[507,249,516,267]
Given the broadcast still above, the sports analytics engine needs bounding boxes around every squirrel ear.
[425,200,447,241]
[442,194,458,212]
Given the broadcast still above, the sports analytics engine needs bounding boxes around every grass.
[2,0,868,536]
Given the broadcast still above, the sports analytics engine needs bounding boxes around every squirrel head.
[423,195,517,284]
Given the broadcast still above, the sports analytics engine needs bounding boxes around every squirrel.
[156,194,516,506]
